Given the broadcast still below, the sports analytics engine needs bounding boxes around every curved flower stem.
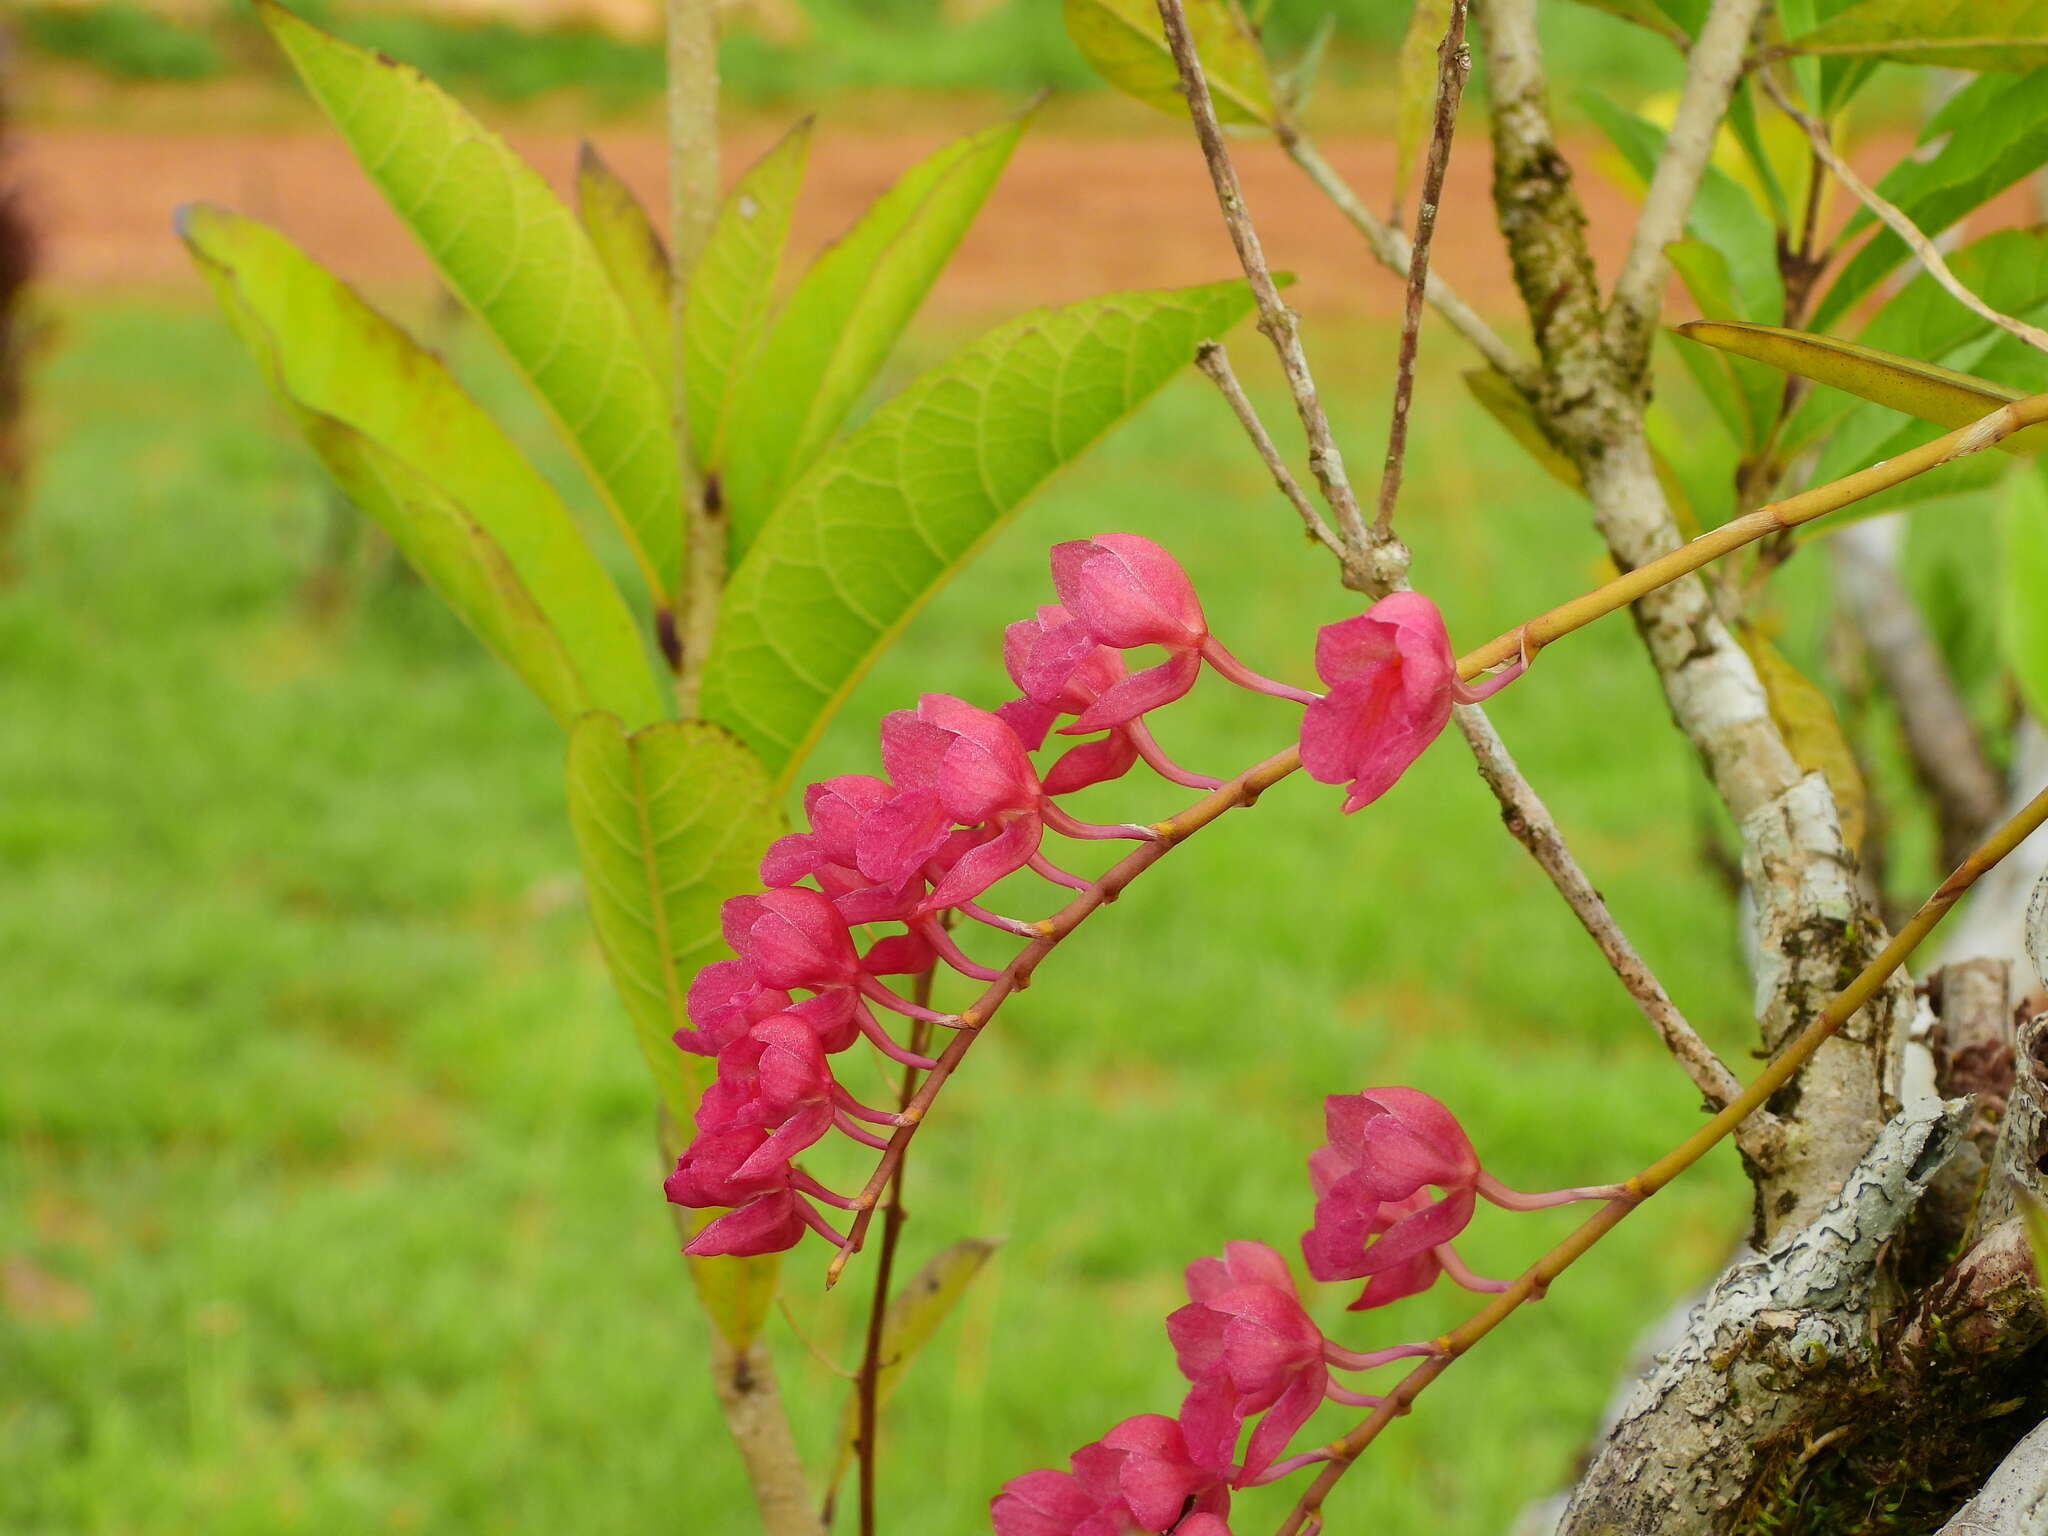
[918,921,1002,982]
[1250,1451,1337,1487]
[1026,851,1092,892]
[957,900,1048,939]
[849,1002,941,1070]
[1474,1173,1631,1211]
[1323,1382,1385,1409]
[855,976,955,1029]
[1433,1244,1510,1294]
[1272,777,2048,1536]
[822,398,2048,1290]
[1322,1340,1438,1372]
[1039,804,1158,843]
[1200,638,1321,704]
[834,1114,892,1150]
[1129,719,1225,790]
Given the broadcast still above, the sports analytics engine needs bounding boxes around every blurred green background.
[0,4,1996,1534]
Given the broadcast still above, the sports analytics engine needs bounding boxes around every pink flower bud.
[694,1017,838,1176]
[1298,592,1522,813]
[992,1415,1232,1536]
[1168,1241,1329,1483]
[1051,534,1207,653]
[722,888,862,993]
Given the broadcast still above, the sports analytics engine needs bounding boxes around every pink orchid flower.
[1169,1241,1331,1482]
[861,694,1147,911]
[675,957,793,1058]
[694,1015,902,1168]
[1002,604,1221,793]
[1050,534,1315,728]
[665,1125,853,1257]
[992,1414,1232,1536]
[1301,1088,1623,1309]
[1298,592,1524,814]
[720,888,947,1066]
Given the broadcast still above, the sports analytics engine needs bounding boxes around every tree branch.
[1374,0,1470,539]
[1452,703,1752,1117]
[1279,130,1537,393]
[1604,0,1769,366]
[1194,340,1346,559]
[1478,0,1913,1240]
[1152,0,1380,577]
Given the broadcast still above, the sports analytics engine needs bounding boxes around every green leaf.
[1785,226,2048,454]
[1393,0,1452,216]
[575,141,674,413]
[717,116,1026,556]
[658,1110,781,1349]
[1784,0,2048,68]
[827,1238,1002,1493]
[1062,0,1274,126]
[682,118,812,474]
[181,203,664,727]
[565,715,782,1124]
[257,0,685,607]
[1675,320,2048,454]
[1667,239,1788,450]
[1275,12,1335,118]
[1578,92,1782,328]
[1463,369,1582,492]
[702,278,1258,784]
[1812,69,2048,331]
[2004,461,2048,725]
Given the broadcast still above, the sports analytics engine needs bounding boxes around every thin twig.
[1152,0,1374,564]
[1279,131,1537,393]
[1452,704,1751,1116]
[1273,775,2048,1536]
[853,973,934,1533]
[1374,0,1470,540]
[1761,70,2048,356]
[1605,0,1770,360]
[824,392,2048,1284]
[1195,340,1345,558]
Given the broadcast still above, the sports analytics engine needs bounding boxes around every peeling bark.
[1556,1099,1970,1536]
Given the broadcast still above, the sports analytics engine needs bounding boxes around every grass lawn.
[0,296,1765,1534]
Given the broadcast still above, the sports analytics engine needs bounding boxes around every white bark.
[1935,1417,2048,1535]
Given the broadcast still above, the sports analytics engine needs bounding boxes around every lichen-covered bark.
[1555,1100,1969,1536]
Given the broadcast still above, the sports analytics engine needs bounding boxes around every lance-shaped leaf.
[683,118,811,474]
[565,714,782,1123]
[576,142,674,412]
[718,117,1025,556]
[1812,68,2048,331]
[1782,0,2048,69]
[700,277,1258,782]
[181,203,666,728]
[827,1238,1001,1492]
[1667,239,1788,452]
[1559,0,1693,45]
[1783,226,2048,456]
[1063,0,1273,126]
[257,0,685,607]
[659,1108,781,1350]
[316,419,587,723]
[1676,321,2048,455]
[2004,463,2048,728]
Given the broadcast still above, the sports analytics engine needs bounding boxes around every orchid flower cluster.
[663,533,1522,1257]
[659,532,1574,1529]
[991,1088,1626,1535]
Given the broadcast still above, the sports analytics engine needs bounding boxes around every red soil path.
[17,123,2040,319]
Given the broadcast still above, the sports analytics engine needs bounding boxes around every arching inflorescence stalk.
[661,395,2048,1535]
